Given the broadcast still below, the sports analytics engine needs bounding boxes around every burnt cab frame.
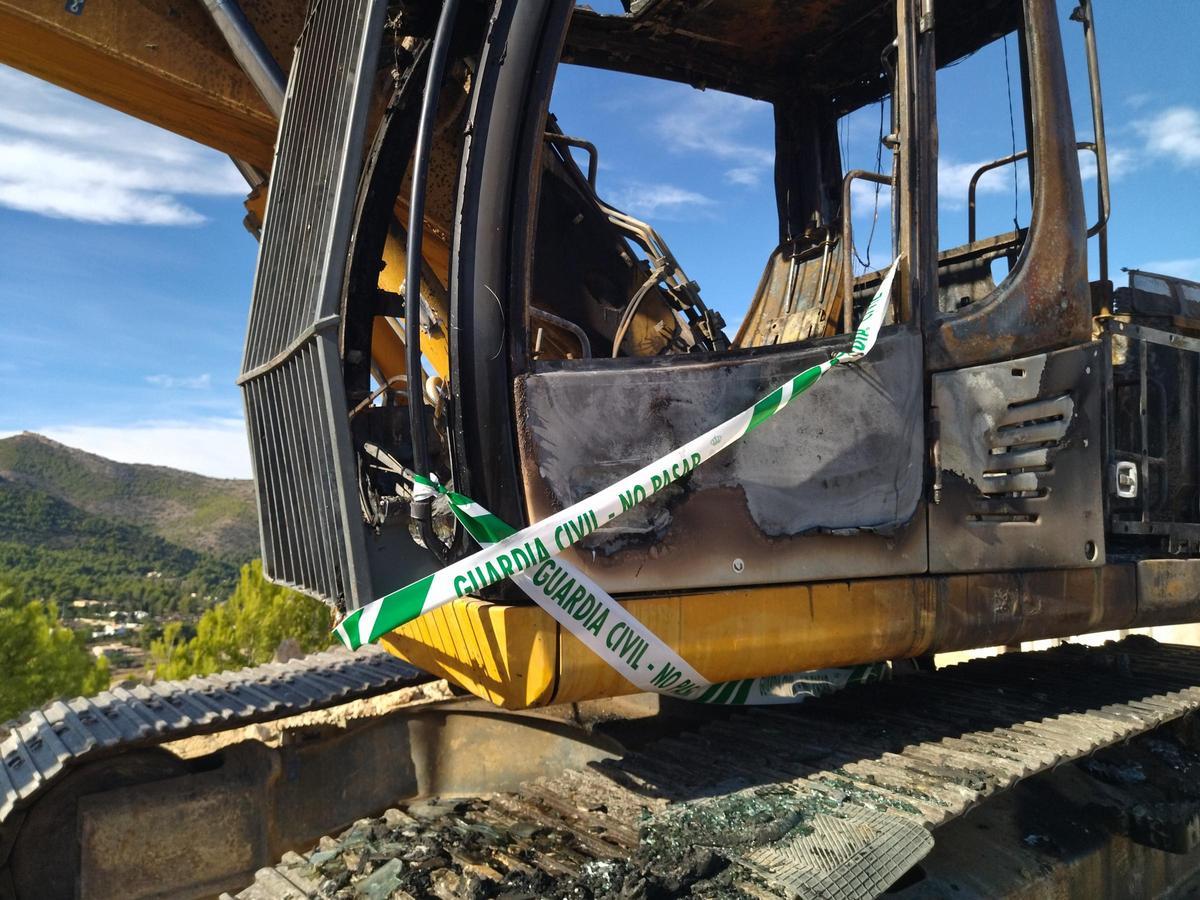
[447,0,1094,598]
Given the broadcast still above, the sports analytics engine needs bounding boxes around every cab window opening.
[935,27,1033,312]
[527,64,779,363]
[525,53,907,364]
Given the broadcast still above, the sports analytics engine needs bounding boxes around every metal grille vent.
[238,0,387,608]
[929,343,1103,573]
[970,391,1074,522]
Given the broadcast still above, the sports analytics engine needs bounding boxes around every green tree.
[0,580,110,722]
[150,561,332,679]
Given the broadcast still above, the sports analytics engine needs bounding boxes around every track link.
[232,637,1200,899]
[0,648,427,832]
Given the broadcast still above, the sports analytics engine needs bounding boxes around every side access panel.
[929,342,1104,573]
[514,329,926,593]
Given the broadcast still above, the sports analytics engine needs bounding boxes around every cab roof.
[564,0,1023,112]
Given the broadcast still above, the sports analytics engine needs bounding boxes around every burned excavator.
[5,0,1200,897]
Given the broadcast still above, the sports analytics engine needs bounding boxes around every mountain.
[0,433,257,562]
[0,434,259,611]
[0,476,237,610]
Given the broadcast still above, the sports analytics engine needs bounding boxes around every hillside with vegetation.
[0,437,333,722]
[0,434,258,614]
[0,476,239,613]
[0,432,257,561]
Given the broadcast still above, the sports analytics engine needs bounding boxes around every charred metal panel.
[929,343,1104,573]
[930,565,1133,651]
[735,242,848,349]
[927,0,1091,371]
[563,0,1020,112]
[1132,559,1200,628]
[1105,320,1200,553]
[1117,269,1200,322]
[515,329,926,594]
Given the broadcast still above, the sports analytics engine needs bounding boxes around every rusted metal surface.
[929,342,1105,572]
[563,0,1019,111]
[735,242,845,347]
[1133,560,1200,628]
[80,742,278,900]
[234,638,1200,899]
[0,649,426,834]
[0,649,429,899]
[929,565,1135,653]
[928,0,1092,371]
[73,705,620,900]
[515,329,925,594]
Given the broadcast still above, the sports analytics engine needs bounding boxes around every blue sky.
[1,1,1197,478]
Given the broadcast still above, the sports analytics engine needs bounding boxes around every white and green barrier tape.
[334,257,902,699]
[416,475,886,703]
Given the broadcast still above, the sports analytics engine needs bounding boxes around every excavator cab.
[238,0,1200,707]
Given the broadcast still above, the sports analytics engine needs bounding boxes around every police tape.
[428,479,888,703]
[333,256,901,653]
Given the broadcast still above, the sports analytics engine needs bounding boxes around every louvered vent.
[239,0,387,608]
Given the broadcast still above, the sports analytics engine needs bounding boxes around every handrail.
[545,133,599,189]
[841,169,894,333]
[1071,0,1111,282]
[967,141,1109,244]
[531,306,592,359]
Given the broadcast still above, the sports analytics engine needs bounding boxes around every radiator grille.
[239,0,387,608]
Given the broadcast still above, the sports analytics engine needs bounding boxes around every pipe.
[199,0,287,116]
[1072,0,1111,283]
[406,0,461,562]
[546,133,599,189]
[230,156,266,188]
[530,306,592,359]
[840,169,894,333]
[967,142,1104,244]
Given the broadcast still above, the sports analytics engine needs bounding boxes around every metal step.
[230,637,1200,899]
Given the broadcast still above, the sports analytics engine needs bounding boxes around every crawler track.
[232,637,1200,899]
[0,648,427,829]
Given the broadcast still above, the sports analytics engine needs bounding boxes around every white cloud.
[607,181,715,219]
[1135,106,1200,167]
[146,373,213,390]
[850,179,891,211]
[4,419,253,479]
[1139,257,1200,282]
[938,156,1028,209]
[937,143,1132,209]
[0,65,245,225]
[655,89,774,188]
[725,166,762,187]
[1079,145,1137,182]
